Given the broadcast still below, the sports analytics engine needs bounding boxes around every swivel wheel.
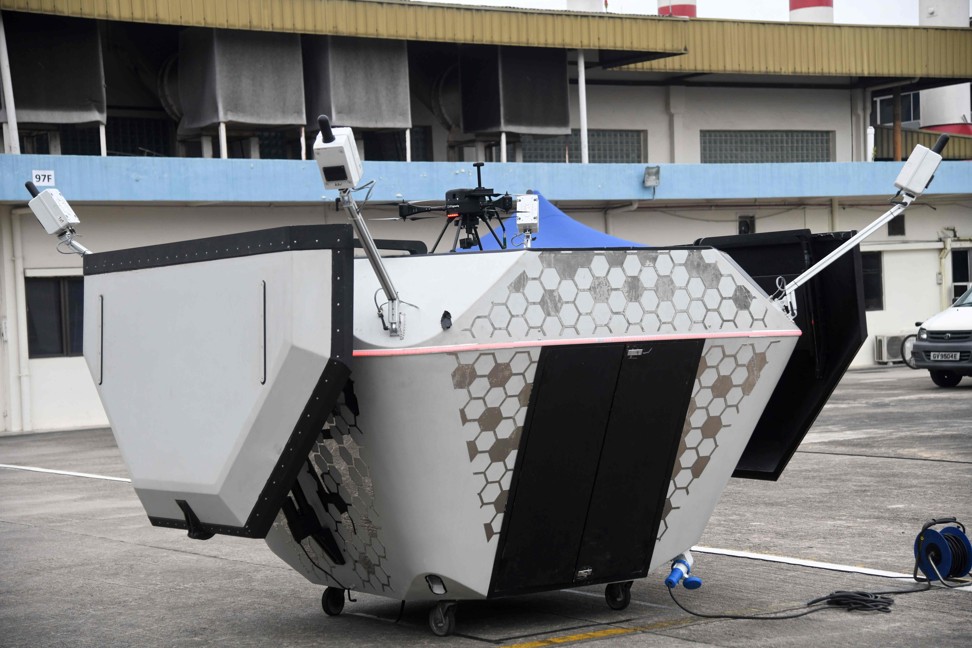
[605,581,633,611]
[321,587,346,616]
[428,601,457,637]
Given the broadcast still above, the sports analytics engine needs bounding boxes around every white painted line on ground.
[693,545,913,578]
[0,463,131,483]
[2,463,968,592]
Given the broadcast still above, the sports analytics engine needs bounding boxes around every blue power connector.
[665,552,703,589]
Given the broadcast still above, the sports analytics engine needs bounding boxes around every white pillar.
[1,212,23,432]
[866,126,875,162]
[405,127,412,162]
[201,135,213,159]
[11,212,31,432]
[0,11,20,154]
[500,131,507,163]
[668,86,685,163]
[99,123,107,156]
[48,131,62,155]
[577,50,589,164]
[299,126,306,161]
[218,122,228,159]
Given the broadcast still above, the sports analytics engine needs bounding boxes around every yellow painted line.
[500,618,694,648]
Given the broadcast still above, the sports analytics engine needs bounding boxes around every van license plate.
[930,352,960,361]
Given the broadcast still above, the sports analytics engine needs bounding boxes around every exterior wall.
[918,0,969,27]
[572,85,670,161]
[568,85,854,164]
[678,87,852,163]
[920,83,972,130]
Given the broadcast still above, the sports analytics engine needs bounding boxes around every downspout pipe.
[940,235,953,311]
[11,208,30,431]
[1,211,22,432]
[0,11,21,154]
[577,50,589,164]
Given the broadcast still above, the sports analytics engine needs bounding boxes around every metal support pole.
[577,50,589,164]
[500,131,507,162]
[893,87,902,161]
[99,123,107,156]
[339,189,402,338]
[11,213,31,431]
[1,212,23,431]
[780,198,910,316]
[0,11,20,154]
[405,127,412,162]
[218,122,228,159]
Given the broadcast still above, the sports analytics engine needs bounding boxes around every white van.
[913,287,972,387]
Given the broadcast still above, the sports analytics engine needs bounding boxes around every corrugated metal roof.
[874,127,972,161]
[0,0,688,54]
[633,19,972,78]
[2,1,971,80]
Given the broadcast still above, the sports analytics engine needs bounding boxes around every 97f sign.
[32,170,55,186]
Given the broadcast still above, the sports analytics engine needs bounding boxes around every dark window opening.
[888,214,905,236]
[952,249,971,303]
[359,127,433,162]
[26,277,84,358]
[861,252,884,311]
[106,115,174,157]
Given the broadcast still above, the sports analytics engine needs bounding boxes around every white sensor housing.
[29,188,80,235]
[516,194,539,233]
[894,144,942,197]
[313,127,363,190]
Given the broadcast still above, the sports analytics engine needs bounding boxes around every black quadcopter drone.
[397,162,515,253]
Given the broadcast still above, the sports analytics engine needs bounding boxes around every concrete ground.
[1,366,970,647]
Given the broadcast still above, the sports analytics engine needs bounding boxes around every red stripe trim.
[921,123,972,136]
[790,0,833,10]
[658,4,697,18]
[352,329,801,358]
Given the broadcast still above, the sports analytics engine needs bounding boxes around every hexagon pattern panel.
[273,396,392,593]
[464,249,772,340]
[657,340,780,541]
[450,349,541,541]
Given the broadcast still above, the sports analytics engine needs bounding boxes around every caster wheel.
[322,587,345,616]
[605,581,633,611]
[428,602,457,637]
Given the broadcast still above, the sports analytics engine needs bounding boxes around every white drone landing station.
[26,122,946,636]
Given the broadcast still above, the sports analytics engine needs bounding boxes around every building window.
[872,91,921,127]
[861,252,884,311]
[700,131,834,163]
[521,129,646,163]
[888,214,905,236]
[360,127,433,162]
[106,115,174,157]
[952,249,971,303]
[25,277,84,358]
[59,124,103,156]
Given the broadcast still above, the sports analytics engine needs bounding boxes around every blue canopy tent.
[476,193,645,250]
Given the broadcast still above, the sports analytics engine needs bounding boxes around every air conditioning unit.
[874,335,906,363]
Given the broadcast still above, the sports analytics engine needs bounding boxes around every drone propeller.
[370,213,443,222]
